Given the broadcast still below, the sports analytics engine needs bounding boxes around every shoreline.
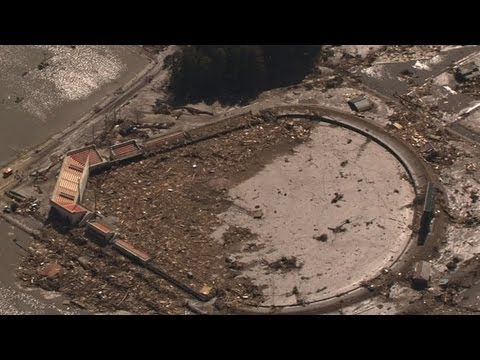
[0,46,148,168]
[0,46,161,195]
[0,46,169,314]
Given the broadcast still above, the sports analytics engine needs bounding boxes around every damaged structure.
[48,144,142,224]
[418,182,436,245]
[112,239,152,264]
[85,221,115,246]
[347,96,374,113]
[49,146,104,225]
[412,261,432,289]
[47,143,157,270]
[50,152,90,224]
[109,139,143,162]
[455,61,480,82]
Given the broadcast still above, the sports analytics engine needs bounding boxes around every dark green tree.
[168,45,321,105]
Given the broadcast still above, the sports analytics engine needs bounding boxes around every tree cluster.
[168,45,321,105]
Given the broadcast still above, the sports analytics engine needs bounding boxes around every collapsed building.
[49,146,103,225]
[347,96,374,113]
[109,139,143,162]
[85,221,115,246]
[455,61,480,82]
[49,142,144,225]
[47,139,160,266]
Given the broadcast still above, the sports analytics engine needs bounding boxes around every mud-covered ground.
[9,45,480,314]
[17,118,314,314]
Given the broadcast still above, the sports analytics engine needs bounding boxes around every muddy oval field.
[59,117,418,313]
[211,121,415,307]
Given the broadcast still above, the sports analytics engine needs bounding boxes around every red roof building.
[113,239,151,263]
[50,145,104,225]
[110,140,143,161]
[67,145,103,167]
[86,221,115,245]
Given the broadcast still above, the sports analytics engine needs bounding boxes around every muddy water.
[0,45,149,165]
[0,46,150,314]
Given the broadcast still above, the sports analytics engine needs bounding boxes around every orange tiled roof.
[87,221,112,235]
